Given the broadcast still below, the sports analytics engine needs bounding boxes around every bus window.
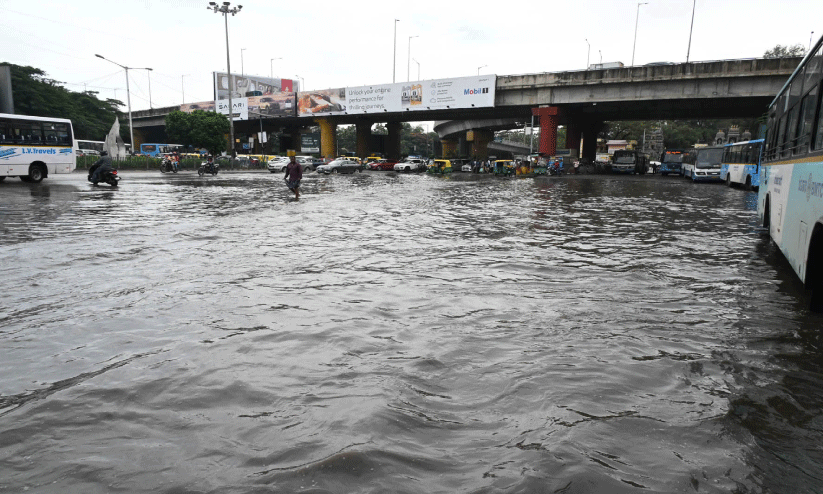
[798,88,817,152]
[816,92,823,150]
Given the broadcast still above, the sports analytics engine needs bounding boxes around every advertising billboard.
[297,88,347,116]
[213,72,297,100]
[294,75,495,118]
[301,133,320,153]
[217,99,248,120]
[248,93,296,118]
[179,101,216,113]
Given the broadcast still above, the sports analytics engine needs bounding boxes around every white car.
[267,156,313,173]
[393,159,427,172]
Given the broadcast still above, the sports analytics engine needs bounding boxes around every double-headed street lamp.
[631,2,648,66]
[95,54,151,153]
[208,1,243,158]
[393,19,399,83]
[270,57,281,80]
[407,35,418,82]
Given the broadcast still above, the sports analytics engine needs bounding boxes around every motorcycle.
[160,157,178,174]
[198,160,219,176]
[548,161,565,176]
[88,163,120,186]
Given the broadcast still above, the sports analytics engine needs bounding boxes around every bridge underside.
[130,57,798,160]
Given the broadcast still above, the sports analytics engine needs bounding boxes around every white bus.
[76,139,104,155]
[0,113,76,183]
[758,32,823,311]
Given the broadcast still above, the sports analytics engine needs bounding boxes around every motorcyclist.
[90,151,113,185]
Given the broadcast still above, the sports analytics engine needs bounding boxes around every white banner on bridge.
[296,74,496,116]
[216,99,248,120]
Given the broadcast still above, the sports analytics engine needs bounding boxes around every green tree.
[764,44,806,58]
[3,62,126,142]
[164,110,230,156]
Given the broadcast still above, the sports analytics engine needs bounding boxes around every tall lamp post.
[393,19,399,83]
[144,68,153,109]
[182,74,190,103]
[95,54,150,153]
[208,1,243,159]
[407,35,418,82]
[686,0,696,62]
[585,38,590,69]
[412,58,420,80]
[631,2,648,66]
[241,48,246,77]
[270,57,281,80]
[477,65,487,75]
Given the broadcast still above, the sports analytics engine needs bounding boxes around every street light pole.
[393,19,399,83]
[477,65,487,75]
[144,68,153,109]
[270,57,281,80]
[686,0,696,62]
[585,38,590,69]
[241,48,246,77]
[631,2,648,66]
[412,58,420,80]
[95,54,149,153]
[407,35,418,82]
[208,1,243,159]
[182,74,190,103]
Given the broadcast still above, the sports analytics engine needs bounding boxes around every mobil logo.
[464,87,489,95]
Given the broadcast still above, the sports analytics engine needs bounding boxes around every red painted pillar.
[532,106,559,156]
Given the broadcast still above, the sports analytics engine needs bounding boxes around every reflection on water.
[1,171,822,493]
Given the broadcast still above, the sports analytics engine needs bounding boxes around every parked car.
[268,156,315,173]
[267,157,289,173]
[393,158,427,172]
[316,159,362,174]
[368,159,398,171]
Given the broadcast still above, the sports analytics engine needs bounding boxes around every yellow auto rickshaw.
[493,160,516,176]
[427,159,452,175]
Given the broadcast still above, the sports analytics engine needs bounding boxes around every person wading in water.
[284,154,302,199]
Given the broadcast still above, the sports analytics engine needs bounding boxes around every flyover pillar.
[532,106,559,156]
[565,123,582,156]
[386,121,402,160]
[355,120,371,158]
[581,122,601,162]
[315,118,338,160]
[441,139,458,158]
[468,129,494,159]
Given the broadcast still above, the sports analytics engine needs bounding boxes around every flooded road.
[1,170,822,493]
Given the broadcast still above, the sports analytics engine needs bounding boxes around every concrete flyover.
[131,57,801,161]
[436,57,801,160]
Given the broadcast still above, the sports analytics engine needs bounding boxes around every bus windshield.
[696,148,724,168]
[662,152,684,163]
[614,155,636,164]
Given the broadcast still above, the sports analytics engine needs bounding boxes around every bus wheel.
[726,174,731,187]
[0,176,6,182]
[745,176,752,191]
[28,165,45,183]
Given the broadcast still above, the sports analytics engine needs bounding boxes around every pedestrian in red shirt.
[284,155,302,199]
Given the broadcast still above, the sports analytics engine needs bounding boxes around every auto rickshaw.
[427,159,452,174]
[533,156,548,175]
[493,160,516,176]
[515,158,534,176]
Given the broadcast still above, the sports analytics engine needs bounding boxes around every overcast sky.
[3,0,821,115]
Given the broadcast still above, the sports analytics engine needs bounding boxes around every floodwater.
[1,170,822,494]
